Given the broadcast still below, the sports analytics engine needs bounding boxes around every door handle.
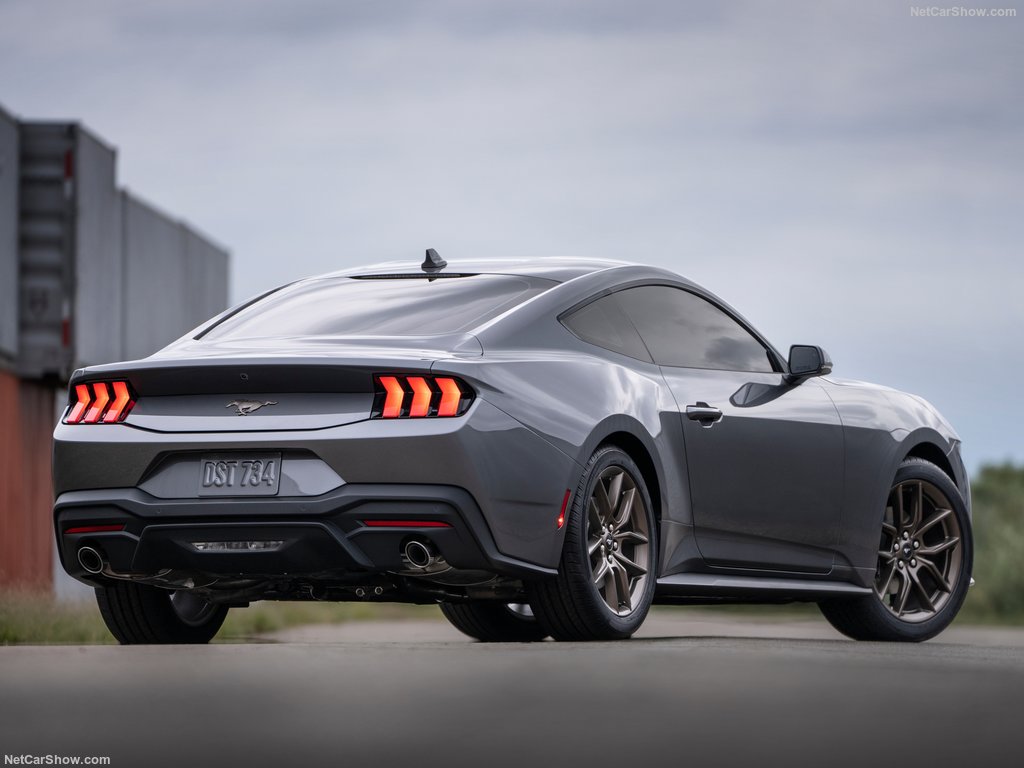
[686,402,723,425]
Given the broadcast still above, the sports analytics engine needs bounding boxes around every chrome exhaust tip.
[403,539,436,569]
[77,546,106,575]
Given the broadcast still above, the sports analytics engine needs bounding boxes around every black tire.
[527,446,658,641]
[95,582,228,645]
[819,457,973,642]
[439,601,550,642]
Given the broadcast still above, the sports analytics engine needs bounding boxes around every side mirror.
[785,345,833,383]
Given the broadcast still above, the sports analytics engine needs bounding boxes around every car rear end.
[52,270,579,605]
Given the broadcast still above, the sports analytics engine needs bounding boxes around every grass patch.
[0,589,113,645]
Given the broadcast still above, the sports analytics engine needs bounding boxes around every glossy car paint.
[52,258,969,600]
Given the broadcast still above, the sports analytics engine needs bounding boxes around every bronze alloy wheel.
[586,465,651,616]
[819,458,972,642]
[874,479,964,622]
[528,446,658,641]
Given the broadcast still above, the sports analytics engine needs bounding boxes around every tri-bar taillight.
[372,374,474,419]
[64,381,136,424]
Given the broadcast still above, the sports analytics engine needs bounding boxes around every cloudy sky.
[1,0,1020,470]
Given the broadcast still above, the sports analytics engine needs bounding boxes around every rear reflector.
[372,374,474,419]
[64,380,136,424]
[65,524,126,535]
[362,520,453,528]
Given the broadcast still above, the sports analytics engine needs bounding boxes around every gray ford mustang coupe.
[53,252,972,644]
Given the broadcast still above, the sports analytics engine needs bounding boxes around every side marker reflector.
[557,489,571,529]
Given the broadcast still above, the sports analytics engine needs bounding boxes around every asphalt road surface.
[2,610,1022,768]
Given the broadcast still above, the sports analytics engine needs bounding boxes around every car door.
[615,285,844,574]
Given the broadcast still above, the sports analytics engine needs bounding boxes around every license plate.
[199,453,281,497]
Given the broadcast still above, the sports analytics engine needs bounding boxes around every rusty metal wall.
[0,369,56,589]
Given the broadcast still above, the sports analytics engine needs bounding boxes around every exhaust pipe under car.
[403,539,438,569]
[77,546,106,575]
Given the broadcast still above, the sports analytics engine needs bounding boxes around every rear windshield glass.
[200,275,555,340]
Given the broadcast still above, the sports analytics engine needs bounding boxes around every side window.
[561,294,653,363]
[615,285,775,372]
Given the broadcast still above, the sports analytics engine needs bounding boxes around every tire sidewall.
[566,447,658,638]
[868,459,974,641]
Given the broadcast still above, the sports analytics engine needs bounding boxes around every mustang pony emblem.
[226,400,277,416]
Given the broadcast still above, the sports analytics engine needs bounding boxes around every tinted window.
[616,285,775,372]
[561,294,652,362]
[202,275,554,340]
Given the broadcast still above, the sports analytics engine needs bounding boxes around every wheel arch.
[581,420,665,526]
[902,441,956,486]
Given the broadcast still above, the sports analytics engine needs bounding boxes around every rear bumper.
[53,398,580,569]
[55,483,557,586]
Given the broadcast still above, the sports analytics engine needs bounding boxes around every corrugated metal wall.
[0,371,56,588]
[16,124,75,379]
[122,192,229,361]
[0,107,19,367]
[72,128,122,370]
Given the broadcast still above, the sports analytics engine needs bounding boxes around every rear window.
[200,275,555,340]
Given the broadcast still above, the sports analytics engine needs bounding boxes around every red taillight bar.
[82,382,110,423]
[436,377,462,418]
[66,384,91,424]
[372,374,474,419]
[407,376,433,418]
[64,380,136,424]
[379,375,405,419]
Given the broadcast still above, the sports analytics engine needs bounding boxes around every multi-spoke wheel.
[587,466,652,616]
[528,446,657,641]
[820,458,972,642]
[96,582,228,644]
[439,601,550,642]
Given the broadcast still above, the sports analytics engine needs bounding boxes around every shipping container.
[0,106,17,368]
[16,122,122,379]
[15,120,229,377]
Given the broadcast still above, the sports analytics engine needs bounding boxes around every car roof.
[320,257,635,283]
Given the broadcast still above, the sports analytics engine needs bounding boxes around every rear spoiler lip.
[67,335,484,397]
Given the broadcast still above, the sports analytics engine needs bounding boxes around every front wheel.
[819,457,973,642]
[96,582,228,644]
[528,446,657,641]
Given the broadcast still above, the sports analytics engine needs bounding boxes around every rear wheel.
[439,601,549,642]
[528,446,657,641]
[95,582,228,645]
[819,458,972,642]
